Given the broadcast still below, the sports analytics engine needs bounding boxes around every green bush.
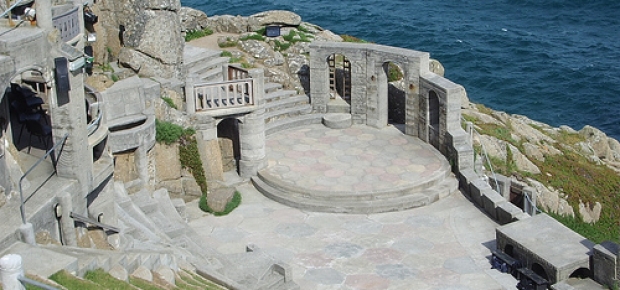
[155,119,193,145]
[199,190,242,216]
[179,134,207,195]
[274,40,291,52]
[220,51,233,57]
[387,62,403,82]
[341,34,370,43]
[185,27,214,42]
[161,96,177,109]
[239,33,265,42]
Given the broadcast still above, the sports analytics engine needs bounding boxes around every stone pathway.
[188,183,517,289]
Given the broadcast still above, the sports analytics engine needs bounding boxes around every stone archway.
[217,118,240,173]
[328,53,351,101]
[569,267,590,279]
[531,263,549,281]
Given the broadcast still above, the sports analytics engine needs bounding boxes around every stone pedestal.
[238,112,266,178]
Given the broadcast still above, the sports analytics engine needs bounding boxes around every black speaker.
[55,57,71,106]
[266,26,281,37]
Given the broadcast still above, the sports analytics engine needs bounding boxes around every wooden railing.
[194,79,254,111]
[228,65,249,80]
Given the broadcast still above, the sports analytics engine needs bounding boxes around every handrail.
[85,86,103,136]
[18,277,59,290]
[70,212,120,233]
[19,133,69,224]
[463,117,541,214]
[0,0,27,18]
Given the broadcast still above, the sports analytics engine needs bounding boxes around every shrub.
[387,62,403,82]
[179,134,207,195]
[220,51,233,57]
[185,27,214,42]
[199,190,242,216]
[155,119,191,145]
[161,96,177,109]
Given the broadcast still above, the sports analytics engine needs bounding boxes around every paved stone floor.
[188,124,516,289]
[262,125,449,194]
[189,184,517,289]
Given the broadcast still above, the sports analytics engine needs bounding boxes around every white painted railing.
[52,6,80,42]
[194,79,254,111]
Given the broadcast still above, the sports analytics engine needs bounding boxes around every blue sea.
[183,0,620,140]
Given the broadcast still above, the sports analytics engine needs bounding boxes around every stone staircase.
[260,82,322,135]
[184,44,229,83]
[115,184,299,290]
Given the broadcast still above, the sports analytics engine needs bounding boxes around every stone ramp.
[253,124,458,213]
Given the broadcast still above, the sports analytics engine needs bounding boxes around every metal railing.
[52,6,80,42]
[19,133,69,224]
[194,79,254,111]
[19,277,59,290]
[85,87,103,136]
[228,65,249,80]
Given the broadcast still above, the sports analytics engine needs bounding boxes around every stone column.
[309,48,329,113]
[194,115,224,185]
[238,111,266,179]
[58,192,77,246]
[134,145,149,188]
[50,61,92,215]
[35,0,53,31]
[185,74,196,114]
[0,254,25,290]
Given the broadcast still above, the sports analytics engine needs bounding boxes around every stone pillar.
[194,115,224,185]
[309,48,329,113]
[248,68,264,107]
[18,223,35,245]
[490,174,511,201]
[50,61,92,215]
[35,0,53,31]
[238,111,266,178]
[58,192,77,246]
[0,254,25,290]
[185,74,196,114]
[134,146,149,187]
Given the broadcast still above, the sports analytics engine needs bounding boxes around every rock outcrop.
[92,0,185,79]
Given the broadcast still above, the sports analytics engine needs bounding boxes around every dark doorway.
[383,62,405,126]
[428,90,440,146]
[531,263,549,281]
[217,118,240,173]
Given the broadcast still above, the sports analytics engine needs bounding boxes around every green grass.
[49,270,100,290]
[185,27,214,42]
[155,119,194,145]
[218,37,238,48]
[129,277,166,290]
[178,269,227,289]
[220,51,233,57]
[387,62,403,82]
[282,30,314,43]
[274,40,291,52]
[161,96,177,110]
[179,134,208,195]
[199,190,242,216]
[84,269,134,289]
[239,33,265,42]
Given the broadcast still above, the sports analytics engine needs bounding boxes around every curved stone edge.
[322,113,352,129]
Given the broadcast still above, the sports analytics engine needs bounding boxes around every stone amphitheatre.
[0,2,617,290]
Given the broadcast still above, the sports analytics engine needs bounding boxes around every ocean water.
[182,0,620,139]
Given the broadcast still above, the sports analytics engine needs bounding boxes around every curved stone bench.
[322,113,352,129]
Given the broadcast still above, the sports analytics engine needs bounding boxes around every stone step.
[252,176,458,214]
[322,113,352,129]
[263,89,298,103]
[264,105,313,124]
[265,114,324,136]
[183,45,222,68]
[190,57,229,82]
[0,242,78,278]
[264,82,283,94]
[263,94,309,113]
[130,189,159,214]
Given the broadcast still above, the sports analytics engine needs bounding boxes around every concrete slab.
[0,242,78,278]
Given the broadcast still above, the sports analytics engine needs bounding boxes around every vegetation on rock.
[199,190,242,216]
[185,27,214,42]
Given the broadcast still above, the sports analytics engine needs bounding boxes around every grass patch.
[475,103,494,115]
[387,62,403,82]
[341,34,370,43]
[274,40,292,52]
[239,33,265,42]
[161,96,177,110]
[282,30,314,43]
[185,27,214,42]
[179,134,207,195]
[129,277,165,290]
[110,74,119,82]
[155,119,193,145]
[49,270,100,290]
[220,51,233,57]
[199,190,242,216]
[84,269,134,289]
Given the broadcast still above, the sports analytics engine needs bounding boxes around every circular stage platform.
[252,124,458,213]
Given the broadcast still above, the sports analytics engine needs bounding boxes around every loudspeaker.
[55,57,71,106]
